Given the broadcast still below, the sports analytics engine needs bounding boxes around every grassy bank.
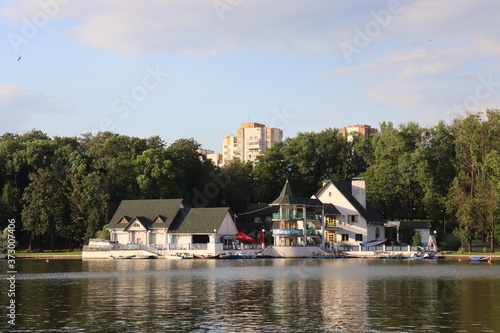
[15,250,82,256]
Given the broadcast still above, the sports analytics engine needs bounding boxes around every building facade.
[199,149,223,168]
[338,124,378,141]
[316,177,386,245]
[223,122,283,164]
[107,199,240,255]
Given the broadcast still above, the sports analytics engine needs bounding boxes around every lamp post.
[261,229,265,249]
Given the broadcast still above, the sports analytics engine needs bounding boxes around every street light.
[261,229,265,249]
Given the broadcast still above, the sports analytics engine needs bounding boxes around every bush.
[442,233,461,251]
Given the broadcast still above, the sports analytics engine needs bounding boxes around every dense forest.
[1,109,499,252]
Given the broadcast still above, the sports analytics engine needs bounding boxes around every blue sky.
[1,0,500,152]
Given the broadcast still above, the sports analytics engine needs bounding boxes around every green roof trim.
[352,177,365,180]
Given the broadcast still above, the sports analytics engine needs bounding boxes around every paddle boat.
[470,256,490,262]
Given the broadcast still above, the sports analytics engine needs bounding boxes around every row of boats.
[109,252,269,260]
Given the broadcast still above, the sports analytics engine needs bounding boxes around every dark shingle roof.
[401,221,432,229]
[108,199,184,229]
[332,181,386,224]
[241,204,279,224]
[271,180,323,207]
[169,207,230,233]
[324,203,341,215]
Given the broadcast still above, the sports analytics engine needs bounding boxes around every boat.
[164,254,185,260]
[193,254,220,259]
[131,255,157,259]
[406,250,443,260]
[360,239,387,247]
[109,255,132,259]
[470,256,489,262]
[219,252,254,259]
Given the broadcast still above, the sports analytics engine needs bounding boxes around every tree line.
[1,109,499,251]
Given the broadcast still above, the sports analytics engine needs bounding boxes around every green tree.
[452,110,500,252]
[219,159,254,213]
[95,224,110,240]
[21,168,67,251]
[135,148,183,199]
[412,231,422,246]
[168,138,217,206]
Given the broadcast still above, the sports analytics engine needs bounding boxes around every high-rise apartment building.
[338,124,378,141]
[223,123,283,163]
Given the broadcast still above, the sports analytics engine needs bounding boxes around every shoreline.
[6,253,499,260]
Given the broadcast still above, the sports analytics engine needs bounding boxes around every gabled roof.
[324,203,341,215]
[108,199,184,229]
[270,180,323,207]
[169,207,231,234]
[326,181,386,224]
[124,216,150,230]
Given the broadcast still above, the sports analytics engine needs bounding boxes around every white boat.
[360,239,387,247]
[164,254,186,260]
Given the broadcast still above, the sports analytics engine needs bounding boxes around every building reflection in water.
[75,259,500,332]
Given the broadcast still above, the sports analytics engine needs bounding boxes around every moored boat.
[360,239,387,247]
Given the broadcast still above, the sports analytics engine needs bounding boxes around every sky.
[1,0,500,152]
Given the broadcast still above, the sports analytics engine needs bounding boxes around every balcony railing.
[272,213,317,220]
[325,221,338,228]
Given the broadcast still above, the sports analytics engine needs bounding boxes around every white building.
[107,199,240,256]
[315,177,386,245]
[223,122,283,164]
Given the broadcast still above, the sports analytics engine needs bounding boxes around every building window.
[348,215,358,223]
[328,234,336,243]
[375,227,380,239]
[341,234,349,242]
[329,192,333,197]
[355,234,363,242]
[133,222,141,228]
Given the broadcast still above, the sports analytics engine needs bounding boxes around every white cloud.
[0,85,73,132]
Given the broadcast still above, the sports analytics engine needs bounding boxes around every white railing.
[337,222,366,234]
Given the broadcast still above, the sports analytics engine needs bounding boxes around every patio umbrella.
[236,232,256,242]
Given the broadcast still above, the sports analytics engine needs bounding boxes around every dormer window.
[133,222,141,228]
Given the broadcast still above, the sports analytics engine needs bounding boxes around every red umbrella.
[236,232,256,242]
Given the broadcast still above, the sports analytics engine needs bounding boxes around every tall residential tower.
[223,123,283,164]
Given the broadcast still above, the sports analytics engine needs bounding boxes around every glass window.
[341,234,349,242]
[355,234,363,241]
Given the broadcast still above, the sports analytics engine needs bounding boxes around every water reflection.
[1,259,499,332]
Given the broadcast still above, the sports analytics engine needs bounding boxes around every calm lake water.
[1,258,499,332]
